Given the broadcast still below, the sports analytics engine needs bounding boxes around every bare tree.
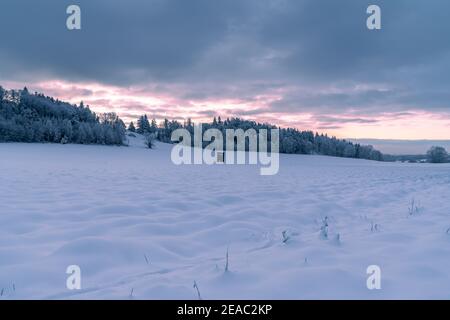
[144,133,156,149]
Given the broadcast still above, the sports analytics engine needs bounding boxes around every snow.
[1,134,450,299]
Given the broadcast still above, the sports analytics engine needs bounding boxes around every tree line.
[130,115,384,161]
[0,87,125,145]
[0,86,385,161]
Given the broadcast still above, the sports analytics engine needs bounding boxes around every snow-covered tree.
[144,133,156,149]
[0,87,125,145]
[427,146,448,163]
[137,115,150,134]
[128,121,136,132]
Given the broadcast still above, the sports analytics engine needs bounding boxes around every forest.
[132,115,384,161]
[0,87,125,145]
[0,86,383,161]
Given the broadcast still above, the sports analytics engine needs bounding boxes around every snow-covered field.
[1,135,450,299]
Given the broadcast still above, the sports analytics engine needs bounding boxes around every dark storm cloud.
[259,1,450,81]
[0,0,449,115]
[0,0,256,84]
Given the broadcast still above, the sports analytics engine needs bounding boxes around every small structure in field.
[217,151,225,163]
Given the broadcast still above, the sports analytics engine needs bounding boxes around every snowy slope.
[1,135,450,299]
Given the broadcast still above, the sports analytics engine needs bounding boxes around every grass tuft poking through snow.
[193,281,202,300]
[333,233,341,246]
[370,222,380,233]
[408,198,422,216]
[319,216,329,240]
[282,230,290,244]
[224,247,230,273]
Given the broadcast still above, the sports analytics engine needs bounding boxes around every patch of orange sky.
[4,80,450,140]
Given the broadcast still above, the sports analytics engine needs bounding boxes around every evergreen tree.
[150,118,158,133]
[0,87,125,145]
[0,86,5,102]
[128,121,136,132]
[137,115,150,134]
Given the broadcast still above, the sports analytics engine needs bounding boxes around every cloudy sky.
[1,0,449,140]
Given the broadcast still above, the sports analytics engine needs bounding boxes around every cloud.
[0,0,449,137]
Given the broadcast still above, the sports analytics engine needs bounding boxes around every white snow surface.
[1,134,450,299]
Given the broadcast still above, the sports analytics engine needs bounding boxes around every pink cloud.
[4,79,450,140]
